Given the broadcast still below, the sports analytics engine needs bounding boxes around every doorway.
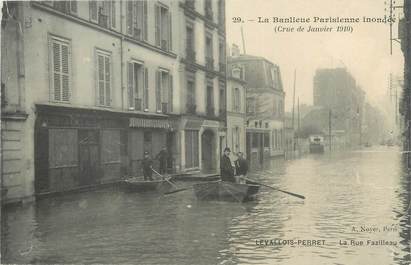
[201,129,215,173]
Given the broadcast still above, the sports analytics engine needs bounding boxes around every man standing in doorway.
[220,147,235,182]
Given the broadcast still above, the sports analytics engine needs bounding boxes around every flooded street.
[2,146,410,265]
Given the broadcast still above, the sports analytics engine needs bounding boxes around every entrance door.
[166,132,174,173]
[259,133,264,165]
[201,130,214,173]
[79,130,100,186]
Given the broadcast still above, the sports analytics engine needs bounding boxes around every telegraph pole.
[297,97,300,132]
[329,109,332,151]
[292,70,296,129]
[240,26,246,54]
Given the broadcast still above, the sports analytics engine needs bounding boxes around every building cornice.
[31,2,177,59]
[179,2,226,38]
[181,59,226,78]
[35,103,170,119]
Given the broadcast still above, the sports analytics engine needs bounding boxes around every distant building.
[313,68,365,146]
[228,52,285,168]
[226,65,247,158]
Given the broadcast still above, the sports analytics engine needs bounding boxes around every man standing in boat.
[142,151,154,181]
[235,152,248,184]
[156,146,168,175]
[220,147,235,182]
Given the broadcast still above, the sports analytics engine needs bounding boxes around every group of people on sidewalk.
[141,146,249,183]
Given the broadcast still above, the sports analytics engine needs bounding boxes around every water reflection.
[2,146,410,264]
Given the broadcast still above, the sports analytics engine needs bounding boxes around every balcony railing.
[161,102,169,114]
[205,7,213,20]
[186,103,197,114]
[135,98,142,111]
[206,57,214,70]
[161,40,169,51]
[206,106,215,117]
[98,14,108,28]
[133,28,142,40]
[186,49,196,62]
[219,108,227,119]
[219,62,226,73]
[185,0,195,9]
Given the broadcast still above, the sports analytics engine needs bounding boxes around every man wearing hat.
[220,147,235,182]
[141,151,154,181]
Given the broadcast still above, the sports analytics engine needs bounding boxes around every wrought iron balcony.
[186,103,197,114]
[219,62,226,73]
[186,49,196,62]
[134,98,142,111]
[133,28,142,40]
[185,0,195,9]
[98,14,108,28]
[219,108,227,119]
[206,57,214,70]
[206,106,215,117]
[205,7,213,20]
[161,102,169,114]
[161,40,169,51]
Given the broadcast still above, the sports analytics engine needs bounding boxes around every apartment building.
[1,0,226,203]
[226,64,246,157]
[177,0,226,174]
[228,50,285,167]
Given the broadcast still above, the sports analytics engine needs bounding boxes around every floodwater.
[2,146,410,264]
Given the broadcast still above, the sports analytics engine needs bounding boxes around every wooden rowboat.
[193,181,260,202]
[121,178,173,193]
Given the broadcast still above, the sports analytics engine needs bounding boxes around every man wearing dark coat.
[156,147,168,174]
[141,151,154,181]
[220,147,235,182]
[235,152,248,184]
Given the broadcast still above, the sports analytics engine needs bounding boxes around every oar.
[151,168,179,188]
[164,187,193,195]
[244,178,305,200]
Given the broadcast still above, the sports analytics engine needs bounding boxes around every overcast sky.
[226,0,405,112]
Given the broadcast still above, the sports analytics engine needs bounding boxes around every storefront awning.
[129,118,170,129]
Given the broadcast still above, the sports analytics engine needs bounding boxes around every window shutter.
[104,56,111,106]
[52,42,61,101]
[61,44,70,101]
[111,1,116,28]
[168,12,172,51]
[90,1,97,22]
[127,62,133,108]
[126,1,133,35]
[169,74,173,112]
[143,0,148,40]
[155,5,160,46]
[156,71,161,110]
[232,87,235,112]
[98,54,105,105]
[162,75,168,103]
[144,67,149,109]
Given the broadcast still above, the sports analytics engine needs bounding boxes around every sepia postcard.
[0,0,410,264]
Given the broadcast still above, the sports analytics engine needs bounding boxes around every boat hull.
[193,181,260,202]
[121,178,173,193]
